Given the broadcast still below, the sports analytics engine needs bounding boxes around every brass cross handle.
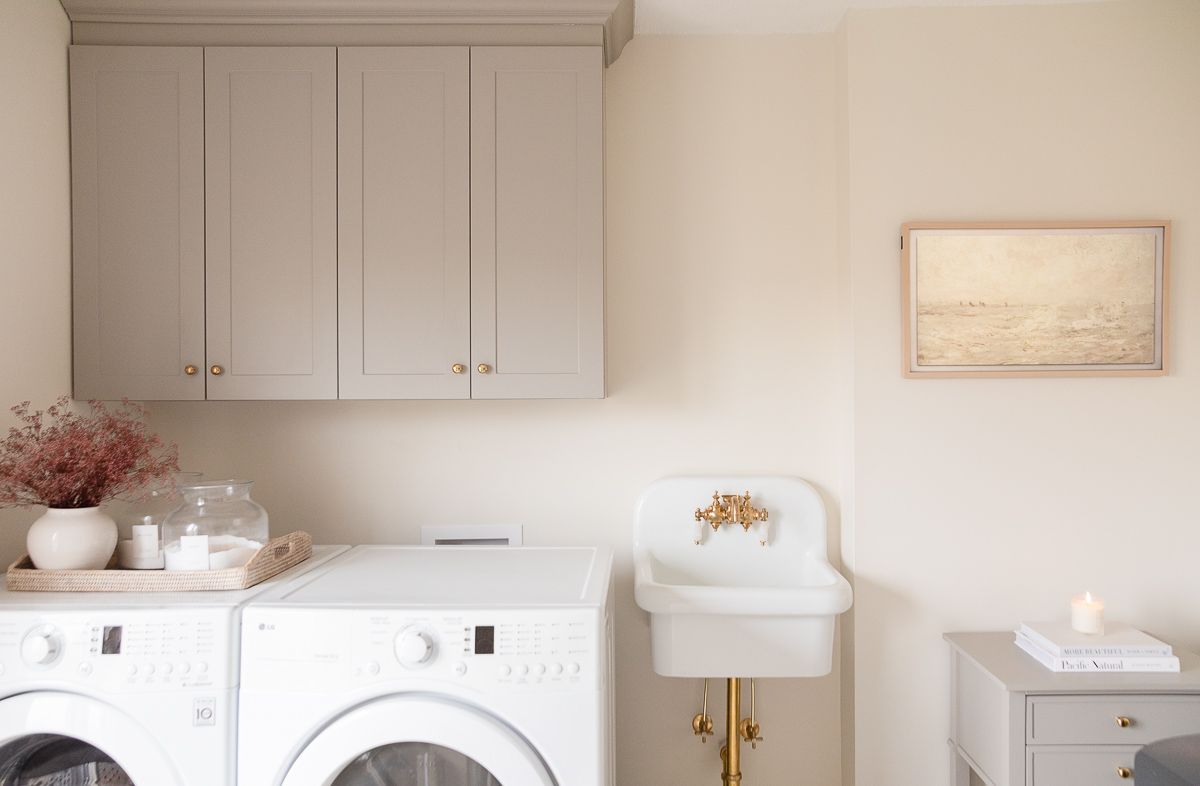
[1115,716,1132,728]
[1116,766,1132,779]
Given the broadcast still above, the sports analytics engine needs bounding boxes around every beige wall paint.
[0,0,72,558]
[144,36,847,786]
[2,2,1197,784]
[844,1,1200,784]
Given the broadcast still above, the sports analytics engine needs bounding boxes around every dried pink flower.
[0,396,180,509]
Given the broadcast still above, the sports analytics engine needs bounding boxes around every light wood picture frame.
[902,221,1170,378]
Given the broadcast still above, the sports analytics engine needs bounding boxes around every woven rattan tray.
[4,531,312,592]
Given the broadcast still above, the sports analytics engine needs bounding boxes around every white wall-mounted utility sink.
[634,476,852,678]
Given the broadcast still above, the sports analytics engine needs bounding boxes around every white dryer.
[239,546,614,786]
[0,545,348,785]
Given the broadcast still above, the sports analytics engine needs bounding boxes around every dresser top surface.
[945,631,1200,694]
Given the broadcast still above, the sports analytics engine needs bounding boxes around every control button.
[143,664,156,675]
[127,664,138,676]
[179,663,191,674]
[533,663,546,676]
[78,662,93,676]
[567,662,581,675]
[366,661,380,676]
[516,664,529,676]
[499,664,513,677]
[0,663,6,677]
[161,663,173,674]
[453,661,468,676]
[197,661,208,674]
[551,662,564,675]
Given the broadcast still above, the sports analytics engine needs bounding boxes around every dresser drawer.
[1028,746,1140,786]
[1028,695,1200,745]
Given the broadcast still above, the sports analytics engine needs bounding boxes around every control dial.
[394,628,437,669]
[21,626,63,667]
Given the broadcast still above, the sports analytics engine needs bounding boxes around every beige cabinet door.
[470,47,605,399]
[205,47,338,400]
[70,46,205,401]
[338,48,471,399]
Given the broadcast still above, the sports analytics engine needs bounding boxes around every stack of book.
[1016,622,1180,673]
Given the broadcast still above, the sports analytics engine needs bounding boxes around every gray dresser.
[946,632,1200,785]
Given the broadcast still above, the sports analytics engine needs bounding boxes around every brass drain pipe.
[719,677,742,785]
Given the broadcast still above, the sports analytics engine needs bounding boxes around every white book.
[1015,633,1180,673]
[1019,621,1173,658]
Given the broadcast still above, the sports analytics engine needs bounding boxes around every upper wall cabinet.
[71,46,206,401]
[470,47,605,399]
[70,43,605,401]
[338,46,605,400]
[338,48,471,400]
[205,48,338,400]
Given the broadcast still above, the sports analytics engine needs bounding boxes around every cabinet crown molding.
[60,0,634,63]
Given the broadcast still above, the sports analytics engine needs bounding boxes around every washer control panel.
[242,607,602,694]
[0,609,232,692]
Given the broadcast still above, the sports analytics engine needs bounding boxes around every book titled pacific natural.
[1015,622,1180,673]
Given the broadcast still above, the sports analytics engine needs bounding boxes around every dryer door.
[0,692,182,785]
[282,695,556,786]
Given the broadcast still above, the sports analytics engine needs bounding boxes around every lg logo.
[258,623,276,631]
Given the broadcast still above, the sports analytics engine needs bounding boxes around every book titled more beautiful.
[1015,622,1180,673]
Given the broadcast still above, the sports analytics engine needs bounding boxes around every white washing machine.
[238,545,614,786]
[0,545,349,785]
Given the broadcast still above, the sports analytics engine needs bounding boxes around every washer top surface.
[252,545,612,609]
[0,545,349,610]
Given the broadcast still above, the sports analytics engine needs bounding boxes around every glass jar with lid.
[162,479,269,571]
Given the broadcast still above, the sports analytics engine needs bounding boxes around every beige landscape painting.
[913,231,1160,369]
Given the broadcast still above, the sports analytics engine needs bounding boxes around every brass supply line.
[738,679,763,750]
[694,491,769,533]
[692,679,715,743]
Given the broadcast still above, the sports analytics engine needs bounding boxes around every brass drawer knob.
[451,363,466,374]
[184,365,198,376]
[1116,766,1132,779]
[477,363,491,374]
[1115,716,1132,728]
[210,364,224,376]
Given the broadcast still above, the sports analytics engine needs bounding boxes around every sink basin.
[634,476,852,678]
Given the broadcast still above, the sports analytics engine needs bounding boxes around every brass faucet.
[694,491,768,532]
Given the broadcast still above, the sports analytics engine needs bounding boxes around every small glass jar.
[162,479,269,571]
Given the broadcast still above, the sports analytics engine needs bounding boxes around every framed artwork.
[902,221,1170,378]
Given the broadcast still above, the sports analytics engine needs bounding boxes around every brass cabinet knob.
[1116,766,1132,779]
[451,363,466,374]
[210,364,224,376]
[184,365,198,376]
[1115,716,1132,728]
[477,363,491,374]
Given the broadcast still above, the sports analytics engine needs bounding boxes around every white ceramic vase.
[27,507,118,570]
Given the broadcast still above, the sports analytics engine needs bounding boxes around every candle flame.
[1085,591,1093,603]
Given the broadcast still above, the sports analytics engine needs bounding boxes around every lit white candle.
[1071,592,1105,635]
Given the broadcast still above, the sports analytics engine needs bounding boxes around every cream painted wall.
[4,2,1198,785]
[144,36,847,786]
[0,0,72,559]
[843,2,1200,784]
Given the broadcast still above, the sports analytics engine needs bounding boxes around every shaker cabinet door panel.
[70,46,205,401]
[470,47,605,399]
[205,47,338,400]
[338,47,471,399]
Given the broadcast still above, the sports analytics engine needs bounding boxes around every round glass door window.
[0,734,134,785]
[332,742,502,786]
